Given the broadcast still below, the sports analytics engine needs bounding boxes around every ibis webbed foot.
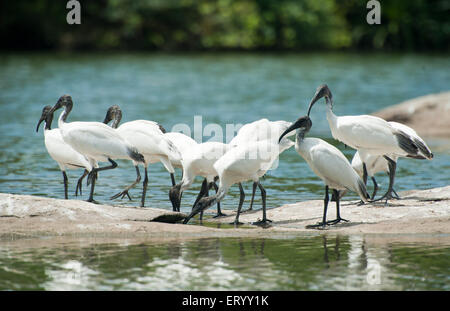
[326,217,349,225]
[252,218,272,227]
[86,198,100,204]
[213,212,227,218]
[306,222,328,230]
[110,190,133,201]
[75,180,83,196]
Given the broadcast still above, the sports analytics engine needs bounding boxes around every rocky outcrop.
[372,91,450,138]
[1,186,449,238]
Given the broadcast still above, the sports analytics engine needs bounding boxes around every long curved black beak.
[182,196,215,224]
[47,105,58,117]
[183,206,201,224]
[278,122,301,143]
[182,211,195,224]
[36,116,45,132]
[307,93,321,117]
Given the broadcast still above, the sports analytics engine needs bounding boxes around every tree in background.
[0,0,448,51]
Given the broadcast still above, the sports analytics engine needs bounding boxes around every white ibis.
[183,138,294,226]
[36,106,95,199]
[169,141,230,217]
[351,121,432,199]
[307,84,425,202]
[165,132,224,216]
[229,118,295,211]
[48,95,145,203]
[164,131,198,170]
[278,116,370,229]
[351,151,390,200]
[102,105,182,207]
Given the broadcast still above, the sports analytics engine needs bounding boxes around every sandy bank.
[1,186,449,240]
[372,91,450,138]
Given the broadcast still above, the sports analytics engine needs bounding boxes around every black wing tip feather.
[395,131,419,156]
[158,124,167,133]
[128,147,145,163]
[413,138,433,160]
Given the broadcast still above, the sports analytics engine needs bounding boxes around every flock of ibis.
[36,84,433,229]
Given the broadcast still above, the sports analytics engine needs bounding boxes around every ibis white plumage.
[182,137,293,225]
[36,106,95,199]
[48,95,145,203]
[102,105,182,207]
[164,131,198,170]
[165,132,223,215]
[307,84,427,202]
[228,118,295,211]
[278,116,370,228]
[351,121,432,199]
[170,141,230,216]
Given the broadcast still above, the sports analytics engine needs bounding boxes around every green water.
[1,236,449,291]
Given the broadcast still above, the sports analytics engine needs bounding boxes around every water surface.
[1,235,449,291]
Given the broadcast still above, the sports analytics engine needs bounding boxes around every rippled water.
[0,52,449,214]
[1,236,449,291]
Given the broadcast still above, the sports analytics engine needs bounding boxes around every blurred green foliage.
[1,0,448,51]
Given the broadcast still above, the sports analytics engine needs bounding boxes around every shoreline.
[1,186,449,241]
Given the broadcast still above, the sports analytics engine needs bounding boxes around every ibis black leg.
[170,173,176,187]
[212,181,226,218]
[75,169,89,197]
[307,186,329,229]
[62,171,68,199]
[326,190,349,225]
[232,182,245,225]
[362,163,368,185]
[87,158,118,203]
[87,170,98,203]
[373,156,396,203]
[385,172,400,199]
[110,165,141,201]
[252,181,272,226]
[200,184,209,223]
[370,176,378,200]
[357,163,369,205]
[245,181,257,212]
[192,178,208,210]
[141,167,149,207]
[392,188,400,199]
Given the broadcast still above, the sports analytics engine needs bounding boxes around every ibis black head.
[278,116,312,143]
[36,105,53,132]
[49,95,73,120]
[54,95,73,110]
[307,84,333,117]
[183,196,216,224]
[103,105,122,129]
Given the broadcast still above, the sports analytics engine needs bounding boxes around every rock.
[372,91,450,138]
[208,186,450,234]
[1,186,450,238]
